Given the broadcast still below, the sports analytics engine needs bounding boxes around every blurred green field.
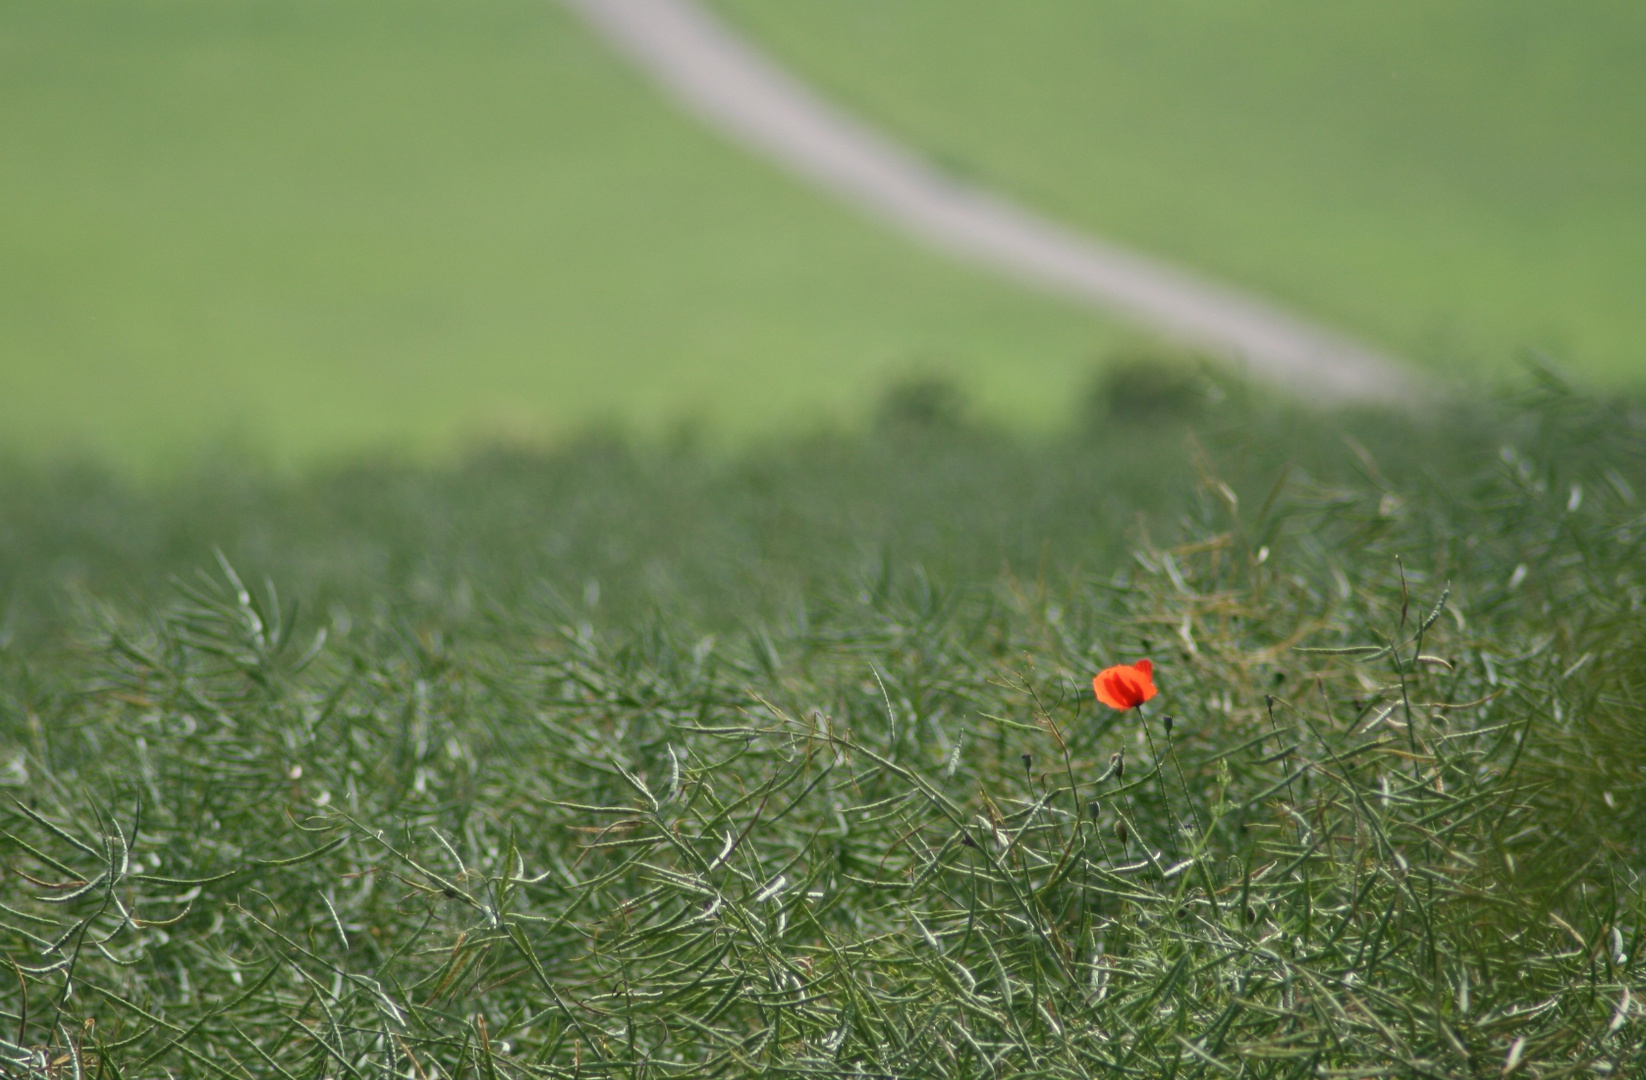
[0,0,1126,469]
[712,0,1646,383]
[8,1,1644,471]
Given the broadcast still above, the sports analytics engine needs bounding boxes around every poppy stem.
[1138,706,1183,861]
[1162,718,1204,841]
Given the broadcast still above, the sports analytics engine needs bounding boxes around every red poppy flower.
[1093,659,1157,711]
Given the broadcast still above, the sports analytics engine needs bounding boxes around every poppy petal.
[1092,660,1158,711]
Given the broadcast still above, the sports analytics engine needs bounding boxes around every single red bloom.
[1093,659,1157,711]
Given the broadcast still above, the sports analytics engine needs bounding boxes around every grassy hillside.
[0,0,1125,469]
[711,0,1646,383]
[2,379,1645,1077]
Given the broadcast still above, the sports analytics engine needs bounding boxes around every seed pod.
[1163,715,1174,736]
[1021,753,1032,770]
[1115,819,1129,847]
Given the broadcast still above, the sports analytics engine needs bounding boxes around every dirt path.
[562,0,1420,405]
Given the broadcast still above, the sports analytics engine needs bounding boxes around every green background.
[4,0,1643,469]
[711,0,1646,383]
[0,0,1125,469]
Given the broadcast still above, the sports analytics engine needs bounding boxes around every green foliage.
[0,372,1493,645]
[1,383,1644,1076]
[1083,350,1221,427]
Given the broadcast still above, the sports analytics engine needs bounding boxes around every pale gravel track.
[562,0,1422,405]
